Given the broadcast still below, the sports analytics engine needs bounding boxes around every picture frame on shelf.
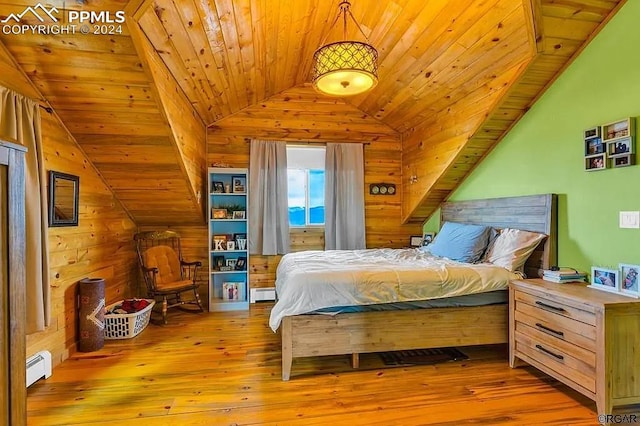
[222,282,239,300]
[213,255,225,270]
[226,240,236,251]
[212,181,224,193]
[213,235,227,251]
[235,256,247,271]
[236,238,247,250]
[233,210,246,220]
[212,208,227,219]
[620,264,640,298]
[232,175,246,193]
[589,267,619,294]
[233,233,247,241]
[422,232,435,246]
[226,258,238,269]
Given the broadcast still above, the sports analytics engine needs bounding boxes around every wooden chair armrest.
[142,265,159,274]
[181,260,202,267]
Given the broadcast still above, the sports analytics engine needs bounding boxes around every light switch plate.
[620,211,640,228]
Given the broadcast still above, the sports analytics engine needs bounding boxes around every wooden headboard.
[441,194,557,278]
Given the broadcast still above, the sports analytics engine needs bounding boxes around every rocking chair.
[134,230,204,324]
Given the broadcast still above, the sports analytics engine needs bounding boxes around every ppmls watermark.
[598,413,640,424]
[1,3,125,36]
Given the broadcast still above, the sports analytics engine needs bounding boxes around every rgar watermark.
[598,413,640,424]
[1,2,125,36]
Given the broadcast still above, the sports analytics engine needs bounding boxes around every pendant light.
[312,0,378,96]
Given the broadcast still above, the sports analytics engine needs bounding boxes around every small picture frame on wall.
[584,126,600,140]
[613,155,633,168]
[607,137,632,156]
[585,154,606,171]
[589,267,619,294]
[620,264,640,298]
[585,137,605,156]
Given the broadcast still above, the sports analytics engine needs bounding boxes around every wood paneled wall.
[38,112,138,366]
[0,45,137,368]
[206,86,423,289]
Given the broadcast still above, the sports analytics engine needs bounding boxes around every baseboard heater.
[26,350,52,387]
[250,287,276,303]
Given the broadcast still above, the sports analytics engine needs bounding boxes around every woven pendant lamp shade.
[311,1,378,96]
[312,41,378,96]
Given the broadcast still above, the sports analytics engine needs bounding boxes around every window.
[287,146,325,226]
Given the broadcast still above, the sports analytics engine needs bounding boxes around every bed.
[276,194,557,380]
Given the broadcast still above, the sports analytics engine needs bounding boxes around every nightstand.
[509,279,640,416]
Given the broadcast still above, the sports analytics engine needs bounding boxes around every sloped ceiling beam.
[128,17,207,221]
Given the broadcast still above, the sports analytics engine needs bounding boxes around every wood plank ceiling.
[0,0,625,225]
[0,0,206,225]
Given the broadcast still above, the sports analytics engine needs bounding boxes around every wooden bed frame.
[280,194,557,380]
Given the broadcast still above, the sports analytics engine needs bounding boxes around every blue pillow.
[426,222,492,263]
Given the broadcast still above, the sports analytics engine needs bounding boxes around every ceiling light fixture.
[312,0,378,96]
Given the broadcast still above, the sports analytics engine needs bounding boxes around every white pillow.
[483,228,546,272]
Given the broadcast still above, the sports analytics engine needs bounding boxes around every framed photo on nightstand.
[589,267,619,294]
[409,235,423,247]
[620,264,640,298]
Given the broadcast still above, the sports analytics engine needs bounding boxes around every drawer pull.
[535,344,564,361]
[535,322,565,338]
[535,301,566,313]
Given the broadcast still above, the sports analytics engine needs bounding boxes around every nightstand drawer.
[515,290,596,326]
[515,319,595,365]
[514,308,596,351]
[515,330,596,393]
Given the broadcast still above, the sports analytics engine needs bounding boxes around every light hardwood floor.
[27,304,604,425]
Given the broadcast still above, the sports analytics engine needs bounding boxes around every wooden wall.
[0,45,137,367]
[206,86,423,290]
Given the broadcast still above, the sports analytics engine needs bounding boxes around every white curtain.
[0,86,50,334]
[248,140,290,255]
[324,143,365,250]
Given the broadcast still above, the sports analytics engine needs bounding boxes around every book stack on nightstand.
[542,268,586,283]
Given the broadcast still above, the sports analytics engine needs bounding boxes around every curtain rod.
[244,138,370,145]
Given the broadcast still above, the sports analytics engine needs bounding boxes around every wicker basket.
[104,299,155,340]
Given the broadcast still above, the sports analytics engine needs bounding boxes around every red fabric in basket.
[120,299,151,314]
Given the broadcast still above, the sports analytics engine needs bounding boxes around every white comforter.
[269,248,520,331]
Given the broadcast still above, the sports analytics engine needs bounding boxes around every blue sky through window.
[287,146,325,226]
[287,169,325,226]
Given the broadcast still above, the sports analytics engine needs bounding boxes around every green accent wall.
[426,1,640,274]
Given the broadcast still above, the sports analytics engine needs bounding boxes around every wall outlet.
[619,211,640,228]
